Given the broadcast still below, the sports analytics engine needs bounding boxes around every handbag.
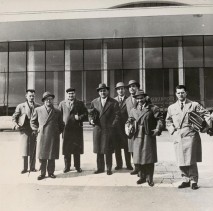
[188,111,206,132]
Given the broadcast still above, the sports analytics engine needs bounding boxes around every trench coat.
[58,99,88,155]
[30,105,64,160]
[126,96,137,152]
[90,97,120,154]
[166,99,211,166]
[129,103,164,165]
[114,96,128,149]
[12,101,40,156]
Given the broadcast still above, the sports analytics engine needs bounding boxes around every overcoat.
[58,99,88,155]
[166,99,210,166]
[126,95,137,152]
[129,103,164,165]
[12,101,40,156]
[114,96,128,149]
[90,97,120,154]
[30,105,64,160]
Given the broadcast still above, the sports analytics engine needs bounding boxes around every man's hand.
[152,129,160,136]
[14,124,20,130]
[32,130,38,137]
[74,115,79,120]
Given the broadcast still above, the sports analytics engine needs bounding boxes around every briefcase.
[188,111,206,132]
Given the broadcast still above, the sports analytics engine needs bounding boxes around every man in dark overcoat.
[58,87,88,173]
[166,85,211,190]
[30,91,64,180]
[125,80,140,175]
[12,89,40,174]
[114,82,133,171]
[90,83,120,175]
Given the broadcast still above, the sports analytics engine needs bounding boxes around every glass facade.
[0,36,213,115]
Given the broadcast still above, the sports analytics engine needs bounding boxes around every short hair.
[26,89,35,93]
[175,85,187,92]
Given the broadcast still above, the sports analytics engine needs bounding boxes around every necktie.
[181,102,184,111]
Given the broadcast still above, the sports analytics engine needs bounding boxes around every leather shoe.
[107,170,112,175]
[130,170,138,175]
[137,178,146,184]
[114,166,122,170]
[63,168,70,173]
[76,168,82,173]
[126,166,133,170]
[37,175,45,180]
[30,169,37,172]
[191,183,199,190]
[178,182,190,189]
[94,170,104,174]
[48,174,56,179]
[21,169,28,174]
[148,181,154,187]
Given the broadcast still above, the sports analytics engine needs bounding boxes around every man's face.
[136,95,146,105]
[116,87,125,97]
[26,92,35,103]
[129,84,138,95]
[67,91,75,101]
[176,88,187,102]
[98,88,108,99]
[44,97,53,107]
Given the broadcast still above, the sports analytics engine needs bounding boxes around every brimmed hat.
[66,87,75,93]
[96,83,109,92]
[127,80,140,88]
[26,89,35,93]
[133,90,147,98]
[42,91,55,102]
[115,82,125,89]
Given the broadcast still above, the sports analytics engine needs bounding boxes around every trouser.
[179,163,198,183]
[138,163,155,182]
[131,153,140,171]
[115,146,131,167]
[39,159,55,176]
[97,153,112,171]
[22,155,36,171]
[64,154,80,170]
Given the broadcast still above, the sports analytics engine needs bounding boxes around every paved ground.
[0,131,213,211]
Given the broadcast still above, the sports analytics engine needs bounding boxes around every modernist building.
[0,0,213,115]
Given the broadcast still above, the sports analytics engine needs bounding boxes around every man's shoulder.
[91,98,99,104]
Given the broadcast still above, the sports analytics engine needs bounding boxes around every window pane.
[144,38,162,68]
[183,36,203,67]
[9,42,26,72]
[84,40,102,70]
[0,43,8,73]
[204,36,213,67]
[46,41,64,72]
[0,73,8,115]
[204,68,213,107]
[70,71,83,100]
[34,71,45,104]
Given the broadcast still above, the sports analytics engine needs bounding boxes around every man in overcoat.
[166,85,211,190]
[58,87,88,173]
[31,91,64,180]
[90,83,120,175]
[129,90,164,186]
[125,80,140,175]
[114,82,133,170]
[12,89,40,174]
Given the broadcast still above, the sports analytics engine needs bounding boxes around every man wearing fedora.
[90,83,120,175]
[58,87,88,173]
[114,82,133,171]
[126,80,140,175]
[12,89,40,174]
[31,91,64,180]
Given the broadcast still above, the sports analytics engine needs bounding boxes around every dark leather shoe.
[178,182,190,189]
[191,183,199,190]
[94,170,104,174]
[48,174,56,179]
[30,169,37,172]
[148,181,154,187]
[114,166,122,170]
[137,178,146,184]
[21,169,28,174]
[63,168,70,173]
[37,175,45,180]
[76,168,82,173]
[130,170,138,175]
[126,166,133,170]
[107,170,112,175]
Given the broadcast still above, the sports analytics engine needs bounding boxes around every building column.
[65,42,71,94]
[169,69,175,103]
[142,40,146,91]
[139,39,143,90]
[199,67,205,105]
[178,39,184,85]
[53,72,59,104]
[101,41,108,85]
[27,43,35,89]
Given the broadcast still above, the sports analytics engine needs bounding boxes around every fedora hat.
[133,90,147,98]
[66,87,75,93]
[127,80,140,88]
[42,91,55,102]
[115,82,126,89]
[96,83,109,92]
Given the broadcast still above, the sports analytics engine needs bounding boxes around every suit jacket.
[90,97,120,154]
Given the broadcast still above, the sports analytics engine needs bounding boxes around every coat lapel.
[42,105,54,126]
[24,102,32,118]
[100,98,111,118]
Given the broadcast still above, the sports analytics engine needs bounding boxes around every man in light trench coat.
[31,91,64,180]
[12,89,40,174]
[166,85,211,190]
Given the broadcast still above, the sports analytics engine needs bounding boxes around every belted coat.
[30,105,64,160]
[12,101,40,156]
[90,97,120,154]
[166,99,211,166]
[58,99,88,155]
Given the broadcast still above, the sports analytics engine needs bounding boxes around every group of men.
[12,80,212,190]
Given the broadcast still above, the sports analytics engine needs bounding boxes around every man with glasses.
[166,85,211,190]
